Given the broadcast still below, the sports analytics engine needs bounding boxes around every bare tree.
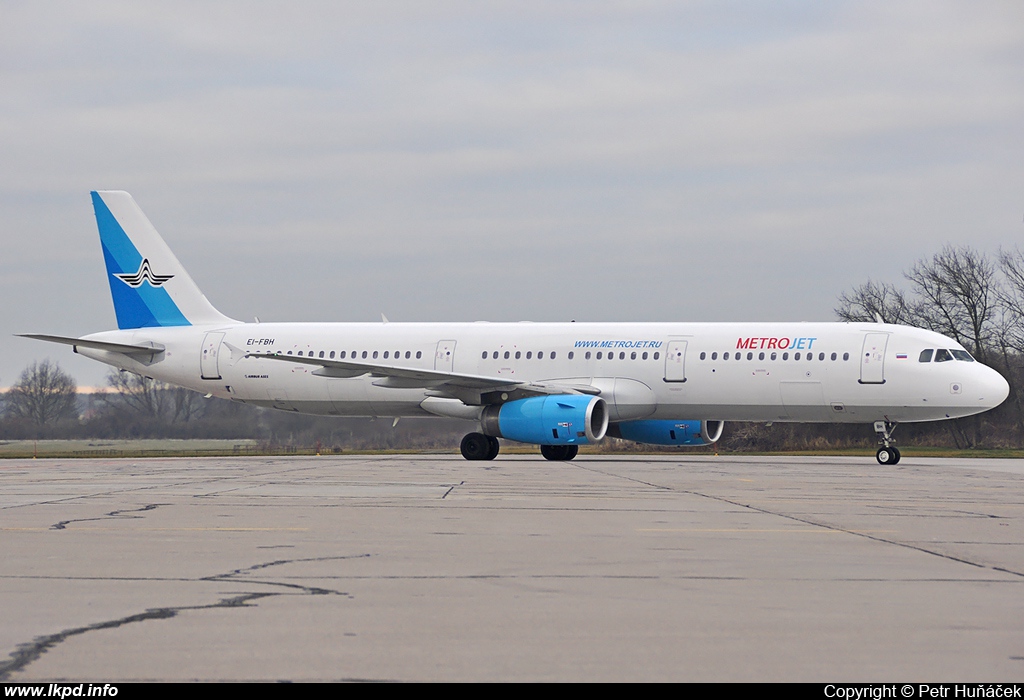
[101,370,205,424]
[835,280,915,325]
[4,360,78,427]
[904,245,999,362]
[995,247,1024,355]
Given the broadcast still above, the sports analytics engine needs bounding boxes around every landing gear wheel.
[461,433,491,461]
[540,445,579,461]
[541,445,564,461]
[873,420,900,465]
[486,436,500,460]
[876,447,897,465]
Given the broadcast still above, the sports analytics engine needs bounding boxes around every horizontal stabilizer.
[17,334,165,356]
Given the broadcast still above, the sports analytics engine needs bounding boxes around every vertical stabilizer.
[91,190,236,329]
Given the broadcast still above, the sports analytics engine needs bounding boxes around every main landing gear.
[873,420,901,465]
[460,432,500,461]
[540,445,578,461]
[458,434,580,461]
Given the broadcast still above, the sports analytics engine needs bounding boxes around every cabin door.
[859,333,889,384]
[664,340,688,383]
[200,332,226,380]
[435,340,457,373]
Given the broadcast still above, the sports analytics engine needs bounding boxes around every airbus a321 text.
[21,191,1010,464]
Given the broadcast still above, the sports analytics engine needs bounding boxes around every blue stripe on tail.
[92,192,190,329]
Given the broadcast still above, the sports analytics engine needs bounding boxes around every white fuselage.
[78,321,1009,425]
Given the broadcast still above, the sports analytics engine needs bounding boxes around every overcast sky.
[2,1,1022,388]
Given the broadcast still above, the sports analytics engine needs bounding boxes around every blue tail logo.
[114,259,174,288]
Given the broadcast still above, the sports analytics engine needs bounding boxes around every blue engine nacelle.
[606,419,724,446]
[481,395,609,445]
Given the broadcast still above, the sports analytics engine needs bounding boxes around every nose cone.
[979,365,1010,410]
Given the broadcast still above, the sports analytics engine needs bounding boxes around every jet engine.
[607,419,724,446]
[481,395,608,445]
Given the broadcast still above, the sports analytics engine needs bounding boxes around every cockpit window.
[950,349,975,362]
[919,349,934,363]
[934,348,953,362]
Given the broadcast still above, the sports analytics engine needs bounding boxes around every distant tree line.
[0,361,469,450]
[4,246,1023,453]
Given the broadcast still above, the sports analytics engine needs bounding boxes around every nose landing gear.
[873,420,901,465]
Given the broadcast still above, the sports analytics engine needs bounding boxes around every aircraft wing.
[17,334,166,356]
[245,352,600,403]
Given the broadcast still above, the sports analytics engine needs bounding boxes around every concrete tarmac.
[0,454,1021,682]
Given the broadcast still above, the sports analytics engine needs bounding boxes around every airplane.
[20,191,1010,465]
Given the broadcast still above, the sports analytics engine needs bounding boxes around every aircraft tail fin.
[91,190,236,329]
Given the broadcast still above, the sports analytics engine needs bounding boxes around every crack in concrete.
[441,481,464,499]
[0,592,273,681]
[203,554,370,596]
[50,503,168,531]
[573,462,1024,579]
[0,553,370,679]
[2,460,344,512]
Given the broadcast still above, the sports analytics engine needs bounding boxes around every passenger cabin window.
[919,349,934,362]
[934,349,953,362]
